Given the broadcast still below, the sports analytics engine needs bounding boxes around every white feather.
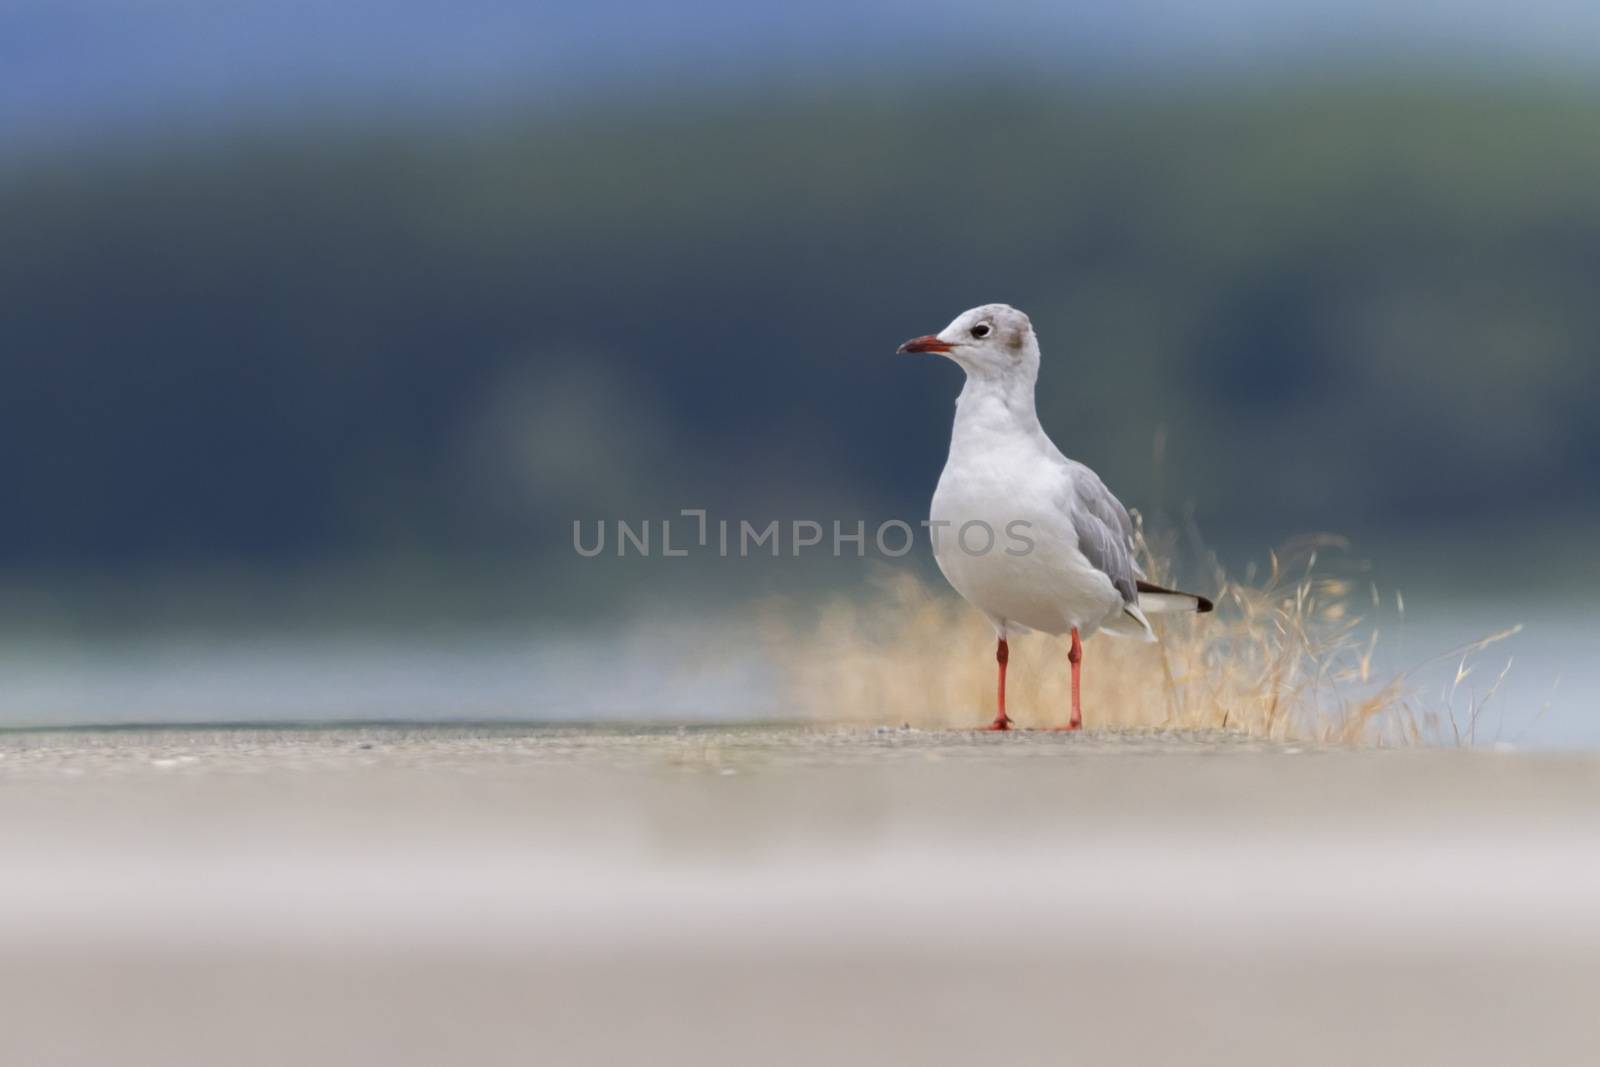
[1137,591,1208,615]
[1100,603,1157,642]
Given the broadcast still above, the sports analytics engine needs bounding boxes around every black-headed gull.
[899,304,1214,731]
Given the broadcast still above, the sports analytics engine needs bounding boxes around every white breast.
[930,443,1124,639]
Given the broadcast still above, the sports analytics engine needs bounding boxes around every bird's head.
[897,303,1039,381]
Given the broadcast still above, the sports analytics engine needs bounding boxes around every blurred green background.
[1,1,1594,735]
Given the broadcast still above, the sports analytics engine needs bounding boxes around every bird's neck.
[950,372,1044,454]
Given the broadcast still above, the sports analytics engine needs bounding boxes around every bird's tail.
[1135,580,1216,615]
[1102,602,1158,642]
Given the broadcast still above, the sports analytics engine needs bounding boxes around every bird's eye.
[971,323,992,339]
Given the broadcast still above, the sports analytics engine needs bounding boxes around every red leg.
[1041,628,1085,731]
[980,636,1012,731]
[1067,627,1083,730]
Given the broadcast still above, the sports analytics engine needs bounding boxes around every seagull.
[898,304,1214,731]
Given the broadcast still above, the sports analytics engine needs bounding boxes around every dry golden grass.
[772,535,1517,744]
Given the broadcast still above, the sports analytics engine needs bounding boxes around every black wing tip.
[1135,579,1216,614]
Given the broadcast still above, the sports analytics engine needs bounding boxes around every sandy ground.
[1,724,1597,1066]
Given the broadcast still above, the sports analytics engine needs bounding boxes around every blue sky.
[7,0,1600,150]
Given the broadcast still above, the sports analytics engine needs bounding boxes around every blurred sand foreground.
[0,725,1597,1067]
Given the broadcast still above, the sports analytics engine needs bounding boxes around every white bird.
[898,304,1213,731]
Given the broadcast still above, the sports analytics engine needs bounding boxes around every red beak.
[897,334,953,354]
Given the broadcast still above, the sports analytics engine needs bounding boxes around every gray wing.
[1060,463,1140,607]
